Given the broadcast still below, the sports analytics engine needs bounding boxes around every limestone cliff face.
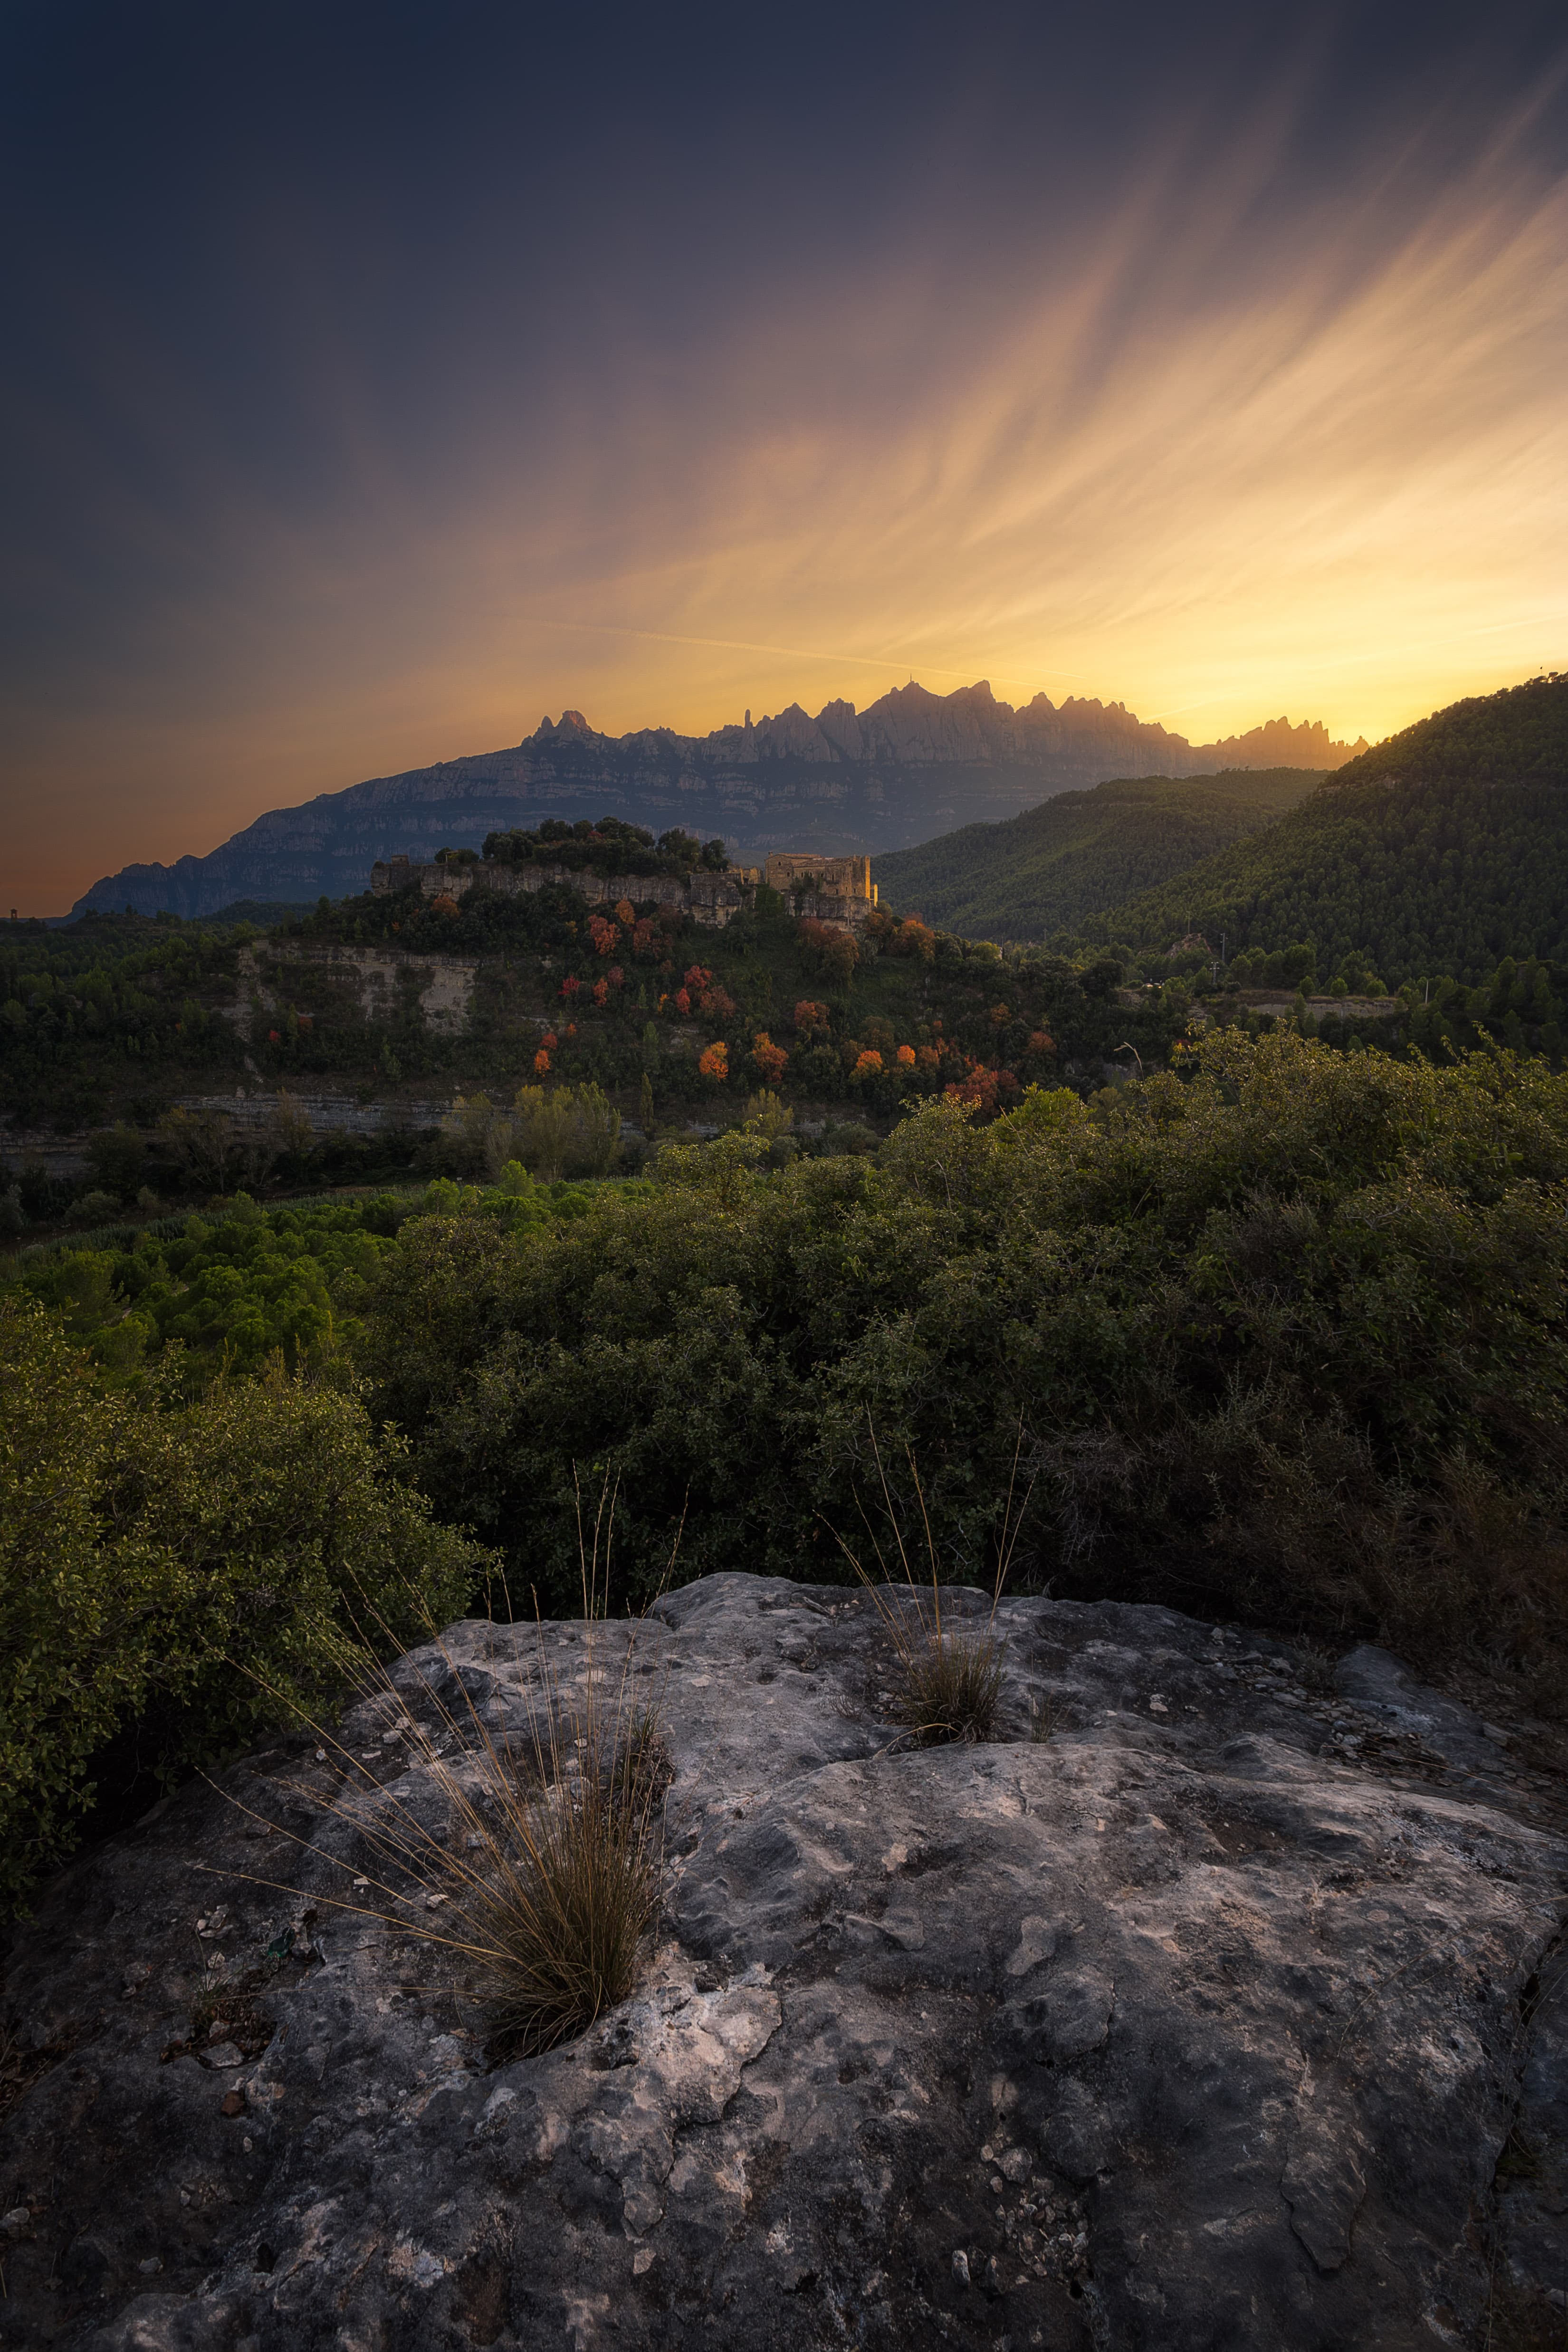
[72,680,1364,919]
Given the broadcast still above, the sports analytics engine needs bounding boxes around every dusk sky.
[3,0,1566,914]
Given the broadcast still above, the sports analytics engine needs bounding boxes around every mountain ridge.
[1081,675,1568,985]
[872,767,1320,940]
[71,679,1365,920]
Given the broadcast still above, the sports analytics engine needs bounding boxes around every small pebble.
[1,2207,31,2239]
[951,2248,971,2288]
[221,2089,247,2117]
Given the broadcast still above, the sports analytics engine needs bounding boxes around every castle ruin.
[370,846,879,931]
[762,852,877,925]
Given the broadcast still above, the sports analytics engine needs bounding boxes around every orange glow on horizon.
[3,109,1564,914]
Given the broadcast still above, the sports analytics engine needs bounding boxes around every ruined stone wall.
[764,851,876,904]
[370,856,761,930]
[788,889,878,932]
[367,850,881,933]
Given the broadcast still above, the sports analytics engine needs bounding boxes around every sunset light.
[4,13,1568,2338]
[1,5,1562,911]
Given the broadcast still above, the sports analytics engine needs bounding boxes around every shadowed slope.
[1086,677,1568,981]
[872,769,1317,939]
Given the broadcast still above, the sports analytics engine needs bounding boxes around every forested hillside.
[1086,676,1568,984]
[10,740,1566,1253]
[873,769,1316,939]
[1332,674,1568,792]
[1,850,1188,1169]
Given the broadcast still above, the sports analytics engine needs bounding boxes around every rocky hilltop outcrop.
[1,1574,1561,2351]
[71,683,1366,919]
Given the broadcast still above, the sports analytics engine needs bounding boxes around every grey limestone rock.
[0,1573,1563,2352]
[1332,1643,1512,1775]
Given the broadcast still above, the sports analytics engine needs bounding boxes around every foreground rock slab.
[2,1575,1564,2351]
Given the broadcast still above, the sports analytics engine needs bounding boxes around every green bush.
[0,1297,487,1915]
[6,1198,393,1386]
[0,1186,635,1391]
[356,1033,1568,1689]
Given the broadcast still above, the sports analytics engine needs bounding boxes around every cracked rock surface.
[1,1573,1565,2351]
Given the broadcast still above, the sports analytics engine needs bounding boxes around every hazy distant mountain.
[873,769,1320,941]
[71,679,1365,919]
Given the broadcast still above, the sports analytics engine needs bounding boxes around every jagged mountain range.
[72,679,1365,919]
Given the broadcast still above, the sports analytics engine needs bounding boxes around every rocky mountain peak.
[69,675,1367,918]
[534,709,595,743]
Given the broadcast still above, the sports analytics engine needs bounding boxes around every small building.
[763,852,877,931]
[764,852,875,904]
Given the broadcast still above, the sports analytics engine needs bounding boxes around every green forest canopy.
[872,768,1318,940]
[1,879,1196,1148]
[1086,676,1568,985]
[478,816,728,877]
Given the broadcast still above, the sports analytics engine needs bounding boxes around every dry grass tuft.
[836,1421,1031,1747]
[456,1711,664,2056]
[213,1476,674,2054]
[895,1624,1005,1745]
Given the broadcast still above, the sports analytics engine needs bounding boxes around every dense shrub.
[356,1034,1568,1691]
[5,1195,401,1384]
[0,1298,487,1913]
[442,1084,623,1182]
[479,815,727,877]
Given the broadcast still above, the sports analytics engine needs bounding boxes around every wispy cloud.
[3,27,1565,908]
